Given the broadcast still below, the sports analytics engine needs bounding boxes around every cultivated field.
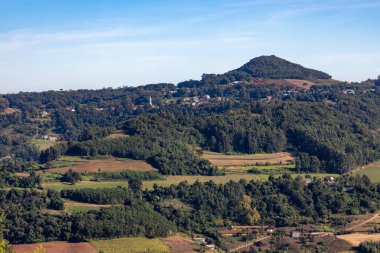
[13,242,96,253]
[285,79,315,90]
[162,235,200,253]
[354,160,380,183]
[43,173,338,191]
[337,233,380,246]
[91,237,169,253]
[39,157,156,174]
[224,164,295,174]
[202,151,293,167]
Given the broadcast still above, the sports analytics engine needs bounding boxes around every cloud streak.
[0,0,379,93]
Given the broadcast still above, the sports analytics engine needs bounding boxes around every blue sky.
[0,0,379,93]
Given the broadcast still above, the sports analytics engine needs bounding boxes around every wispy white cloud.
[0,25,167,51]
[261,0,380,25]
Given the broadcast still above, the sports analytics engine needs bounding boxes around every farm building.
[206,244,215,249]
[309,232,334,238]
[231,225,269,230]
[66,106,76,112]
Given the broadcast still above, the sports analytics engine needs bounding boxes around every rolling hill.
[198,55,332,86]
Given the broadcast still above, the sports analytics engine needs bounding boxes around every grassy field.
[43,173,338,191]
[202,151,293,167]
[31,139,56,151]
[337,233,380,246]
[64,201,112,213]
[65,206,102,213]
[91,237,169,253]
[224,164,295,174]
[354,161,380,183]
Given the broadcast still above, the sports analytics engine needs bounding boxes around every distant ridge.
[198,55,331,86]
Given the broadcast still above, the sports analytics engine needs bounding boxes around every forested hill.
[0,56,379,177]
[198,55,332,86]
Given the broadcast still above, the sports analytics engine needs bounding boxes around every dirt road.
[343,212,380,231]
[229,236,270,252]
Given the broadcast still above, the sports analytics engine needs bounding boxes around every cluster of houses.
[181,95,211,106]
[35,134,61,142]
[218,225,275,237]
[181,95,230,107]
[303,176,335,186]
[192,237,215,250]
[342,89,356,95]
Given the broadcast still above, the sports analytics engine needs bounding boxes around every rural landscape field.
[1,1,380,253]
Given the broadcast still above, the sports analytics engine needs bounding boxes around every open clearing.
[38,157,156,174]
[285,79,315,90]
[162,235,200,253]
[43,173,337,191]
[202,151,293,167]
[224,164,295,174]
[64,201,112,208]
[13,242,96,253]
[354,160,380,183]
[31,139,57,151]
[64,201,112,213]
[337,233,380,246]
[91,237,168,253]
[107,130,129,139]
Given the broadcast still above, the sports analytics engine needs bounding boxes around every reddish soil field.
[162,235,201,253]
[14,172,29,178]
[202,152,293,167]
[250,78,341,90]
[285,79,315,90]
[250,78,314,90]
[13,242,96,253]
[4,108,21,115]
[38,157,157,174]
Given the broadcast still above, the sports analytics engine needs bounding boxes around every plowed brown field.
[202,152,293,167]
[13,242,96,253]
[162,235,200,253]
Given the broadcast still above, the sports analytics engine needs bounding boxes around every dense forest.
[0,186,175,243]
[1,174,379,246]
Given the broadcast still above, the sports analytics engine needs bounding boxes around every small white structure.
[193,237,206,243]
